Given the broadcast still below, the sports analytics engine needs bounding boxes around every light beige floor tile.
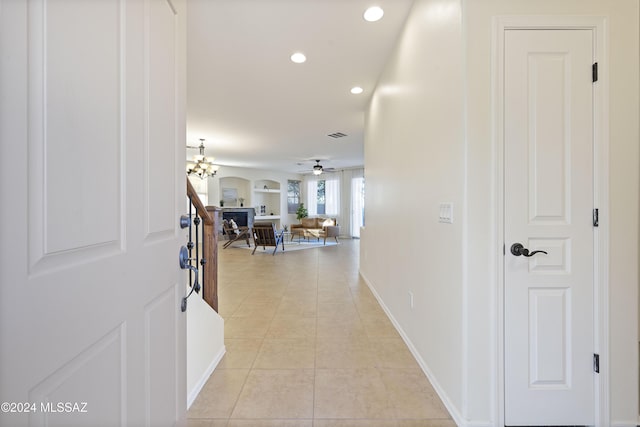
[186,419,229,427]
[188,369,249,419]
[192,240,453,425]
[185,419,217,427]
[396,421,456,427]
[275,299,317,317]
[316,316,367,339]
[317,282,351,293]
[217,339,262,369]
[240,294,283,306]
[317,302,360,318]
[313,420,398,427]
[349,285,376,298]
[218,305,239,319]
[280,286,318,304]
[228,420,312,427]
[225,317,271,338]
[220,285,253,297]
[318,272,348,282]
[266,316,316,339]
[317,288,353,303]
[287,280,318,290]
[231,369,314,419]
[354,301,386,319]
[217,295,245,318]
[373,338,419,369]
[361,317,400,339]
[316,337,376,369]
[232,302,278,319]
[379,369,451,420]
[251,284,288,295]
[253,338,315,369]
[314,368,395,419]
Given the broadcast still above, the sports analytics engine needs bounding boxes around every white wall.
[186,289,224,408]
[361,0,466,420]
[362,0,639,425]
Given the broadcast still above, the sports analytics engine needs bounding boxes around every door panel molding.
[144,0,178,241]
[493,15,609,427]
[27,0,124,275]
[28,324,126,427]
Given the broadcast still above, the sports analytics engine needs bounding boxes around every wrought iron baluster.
[194,214,201,294]
[187,196,194,288]
[200,213,207,300]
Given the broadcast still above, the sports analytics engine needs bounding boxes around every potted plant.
[219,199,224,207]
[296,203,308,221]
[239,197,244,207]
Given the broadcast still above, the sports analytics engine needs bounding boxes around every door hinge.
[593,208,599,227]
[592,62,598,82]
[593,353,600,373]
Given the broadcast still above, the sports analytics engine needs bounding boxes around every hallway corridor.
[188,239,454,427]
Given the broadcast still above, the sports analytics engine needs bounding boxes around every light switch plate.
[439,203,453,224]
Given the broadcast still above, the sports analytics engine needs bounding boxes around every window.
[307,178,339,216]
[287,180,301,214]
[316,180,326,215]
[351,177,364,237]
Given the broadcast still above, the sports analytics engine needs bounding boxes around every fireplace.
[223,211,248,227]
[220,208,255,233]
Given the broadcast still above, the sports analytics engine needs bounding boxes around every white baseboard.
[187,346,226,409]
[359,271,469,427]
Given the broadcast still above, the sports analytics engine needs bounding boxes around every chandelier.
[186,139,219,179]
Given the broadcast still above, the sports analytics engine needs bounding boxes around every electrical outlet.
[408,291,414,309]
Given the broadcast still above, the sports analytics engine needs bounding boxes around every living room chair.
[222,219,252,249]
[320,224,340,245]
[252,222,285,255]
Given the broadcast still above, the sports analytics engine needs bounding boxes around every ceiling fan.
[312,160,324,175]
[297,159,335,175]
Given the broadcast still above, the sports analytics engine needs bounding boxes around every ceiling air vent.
[327,132,347,139]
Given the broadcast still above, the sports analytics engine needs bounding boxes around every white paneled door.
[504,29,595,425]
[0,1,186,426]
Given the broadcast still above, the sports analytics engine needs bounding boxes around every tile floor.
[188,238,455,427]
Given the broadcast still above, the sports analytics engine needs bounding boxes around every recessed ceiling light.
[290,52,306,63]
[363,6,384,22]
[350,86,364,94]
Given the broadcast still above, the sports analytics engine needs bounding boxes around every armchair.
[252,222,285,255]
[221,219,251,249]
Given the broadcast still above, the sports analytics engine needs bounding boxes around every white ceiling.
[187,0,414,174]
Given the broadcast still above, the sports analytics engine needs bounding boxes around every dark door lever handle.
[510,243,548,257]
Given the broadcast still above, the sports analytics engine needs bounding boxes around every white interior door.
[504,29,595,425]
[0,1,186,426]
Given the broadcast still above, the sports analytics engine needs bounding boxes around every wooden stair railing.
[186,178,219,312]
